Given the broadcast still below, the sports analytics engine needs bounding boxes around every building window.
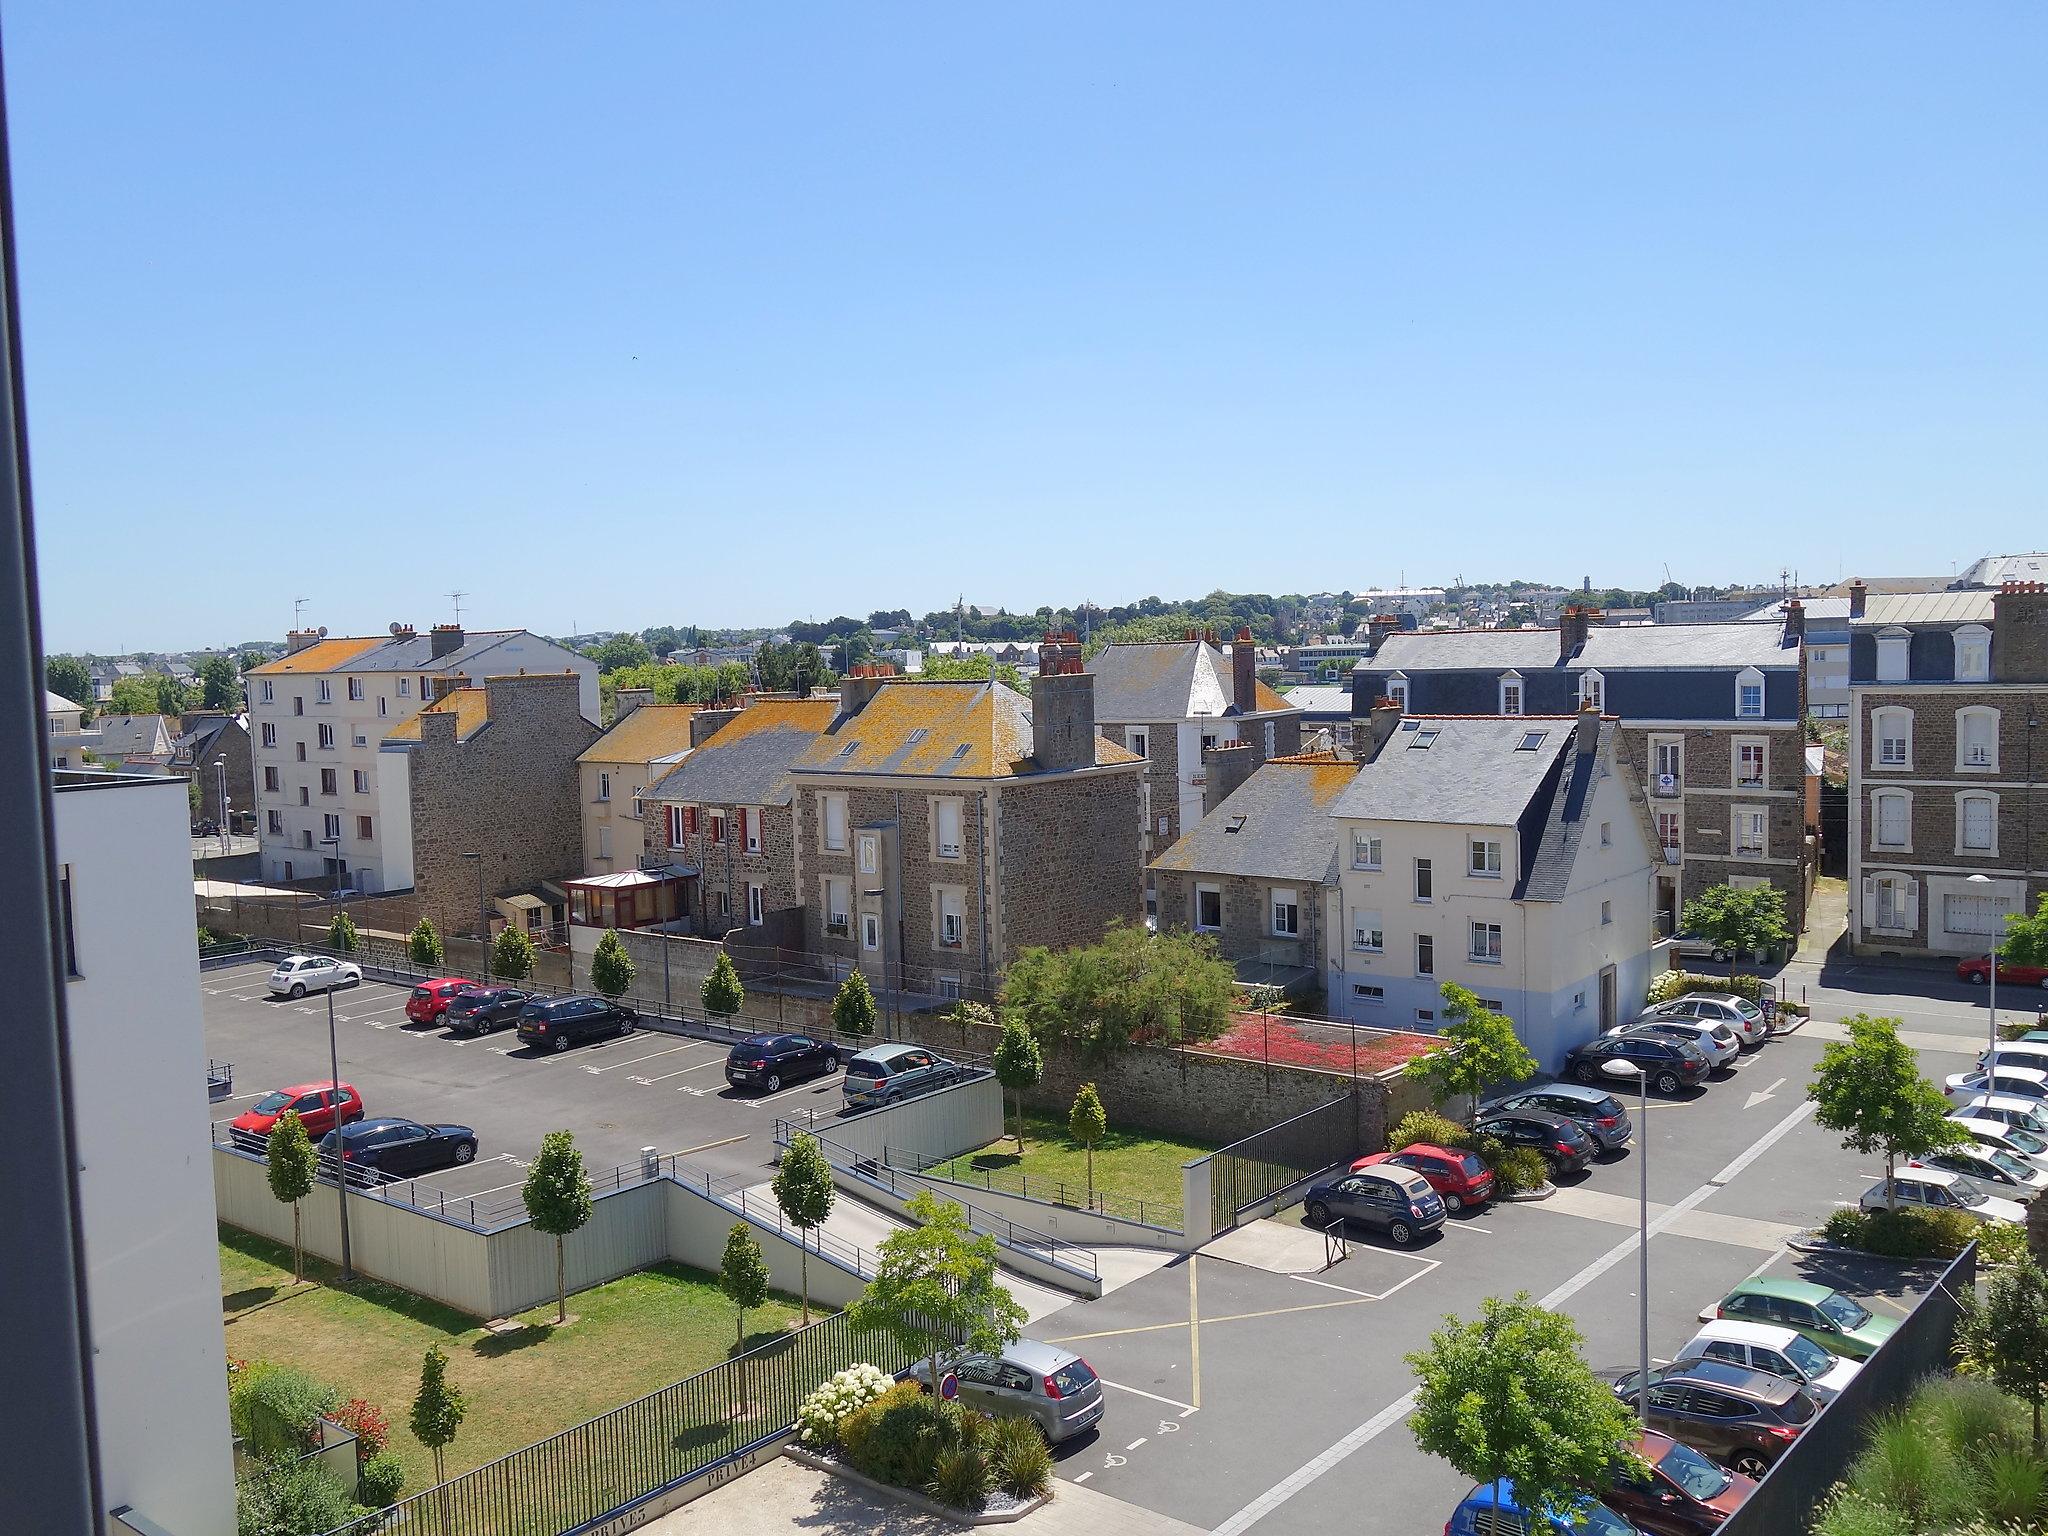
[350,729,367,748]
[1386,674,1408,712]
[1126,728,1148,758]
[1468,839,1502,877]
[1656,810,1680,854]
[823,877,851,937]
[1579,670,1603,712]
[296,742,307,762]
[1733,806,1767,859]
[1954,624,1991,682]
[861,912,880,951]
[597,772,611,802]
[935,973,963,1000]
[1415,1007,1435,1025]
[1959,792,1997,854]
[1735,667,1765,719]
[665,805,687,849]
[347,677,364,702]
[937,888,967,950]
[707,811,725,844]
[1601,900,1613,926]
[260,679,274,703]
[1352,983,1385,1005]
[1599,820,1612,847]
[821,793,848,853]
[632,786,644,818]
[377,695,387,718]
[1872,708,1912,769]
[1415,933,1434,976]
[398,678,411,698]
[1735,740,1766,787]
[596,824,611,860]
[261,722,277,748]
[317,679,332,703]
[316,723,335,750]
[1271,888,1300,938]
[1352,912,1384,952]
[1351,832,1382,870]
[266,810,283,835]
[322,813,341,840]
[356,815,373,840]
[747,883,765,926]
[716,888,731,918]
[1499,675,1523,716]
[1469,921,1503,962]
[1194,885,1222,932]
[1957,707,1999,771]
[739,807,760,853]
[263,765,280,792]
[320,767,337,796]
[1652,737,1682,795]
[935,798,964,860]
[1873,791,1911,850]
[857,832,878,875]
[1414,857,1433,901]
[1876,628,1910,682]
[1945,889,2009,937]
[419,675,432,697]
[1870,874,1917,933]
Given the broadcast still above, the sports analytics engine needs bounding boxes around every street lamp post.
[1603,1057,1651,1425]
[1968,873,1999,1055]
[319,835,355,1281]
[463,852,488,979]
[213,753,229,855]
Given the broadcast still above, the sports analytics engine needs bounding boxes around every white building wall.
[375,746,416,890]
[55,776,235,1535]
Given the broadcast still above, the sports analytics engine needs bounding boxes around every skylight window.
[1399,719,1421,732]
[1516,731,1547,752]
[952,743,971,759]
[837,742,858,758]
[906,728,929,745]
[1408,729,1440,749]
[1225,815,1248,834]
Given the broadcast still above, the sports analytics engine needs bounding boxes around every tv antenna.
[448,590,467,624]
[293,597,310,629]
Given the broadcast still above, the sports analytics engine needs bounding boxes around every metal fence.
[1718,1243,1977,1536]
[884,1141,1176,1232]
[318,1306,919,1536]
[1193,1093,1363,1233]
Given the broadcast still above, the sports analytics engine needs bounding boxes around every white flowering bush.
[797,1363,893,1447]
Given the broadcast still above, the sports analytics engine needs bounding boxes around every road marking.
[1745,1076,1787,1110]
[1289,1273,1377,1298]
[583,1043,703,1074]
[1047,1293,1373,1345]
[1074,1472,1092,1484]
[631,1059,728,1085]
[1099,1379,1197,1414]
[753,1074,847,1107]
[673,1134,750,1157]
[1438,1220,1494,1235]
[1125,1437,1148,1451]
[1189,1251,1201,1409]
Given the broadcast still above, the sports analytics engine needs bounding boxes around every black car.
[1473,1107,1597,1176]
[725,1033,841,1093]
[1302,1165,1446,1247]
[442,986,536,1036]
[516,995,636,1053]
[319,1117,478,1180]
[1602,1357,1816,1481]
[1565,1033,1712,1096]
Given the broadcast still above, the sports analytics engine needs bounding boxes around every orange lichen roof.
[797,681,1032,778]
[1267,750,1346,765]
[1092,739,1144,766]
[1297,759,1362,807]
[381,687,489,744]
[578,703,700,764]
[698,697,839,745]
[1252,680,1297,713]
[248,637,386,675]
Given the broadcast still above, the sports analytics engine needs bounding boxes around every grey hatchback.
[911,1339,1105,1443]
[1489,1082,1634,1153]
[842,1042,958,1109]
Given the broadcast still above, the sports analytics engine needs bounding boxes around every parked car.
[842,1043,958,1108]
[1353,1143,1495,1211]
[1612,1016,1740,1070]
[1604,1357,1816,1481]
[441,985,536,1036]
[1671,1320,1861,1404]
[1704,1278,1897,1360]
[1302,1164,1445,1246]
[1473,1107,1598,1177]
[267,954,362,998]
[725,1033,842,1094]
[1967,1041,2048,1076]
[908,1340,1104,1443]
[1943,1064,2048,1105]
[1641,993,1771,1048]
[1667,930,1737,965]
[1564,1034,1713,1096]
[1910,1144,2048,1200]
[1602,1428,1757,1534]
[1958,954,2048,988]
[231,1081,364,1144]
[515,995,636,1053]
[1860,1167,2026,1226]
[406,977,478,1024]
[319,1117,478,1179]
[1951,1093,2048,1137]
[1489,1082,1634,1152]
[1946,1114,2048,1175]
[1447,1480,1644,1536]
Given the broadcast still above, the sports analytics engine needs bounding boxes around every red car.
[1601,1429,1756,1533]
[1958,955,2048,989]
[406,977,478,1024]
[231,1081,364,1144]
[1353,1144,1495,1211]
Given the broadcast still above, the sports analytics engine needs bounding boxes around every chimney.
[1847,580,1867,620]
[1366,614,1403,655]
[1030,663,1097,773]
[1576,697,1602,756]
[430,623,465,659]
[1232,627,1257,711]
[615,687,653,720]
[837,661,898,718]
[1202,740,1255,816]
[428,673,469,702]
[1782,599,1805,645]
[286,628,322,654]
[1184,627,1199,642]
[1364,698,1404,758]
[1992,581,2048,683]
[1559,604,1598,661]
[690,707,742,748]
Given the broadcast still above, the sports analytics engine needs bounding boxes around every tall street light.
[319,835,355,1281]
[1603,1056,1651,1425]
[463,851,487,980]
[213,752,230,855]
[1968,873,2000,1057]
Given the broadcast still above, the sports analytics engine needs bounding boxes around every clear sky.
[7,4,2044,653]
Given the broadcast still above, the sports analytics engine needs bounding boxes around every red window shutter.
[683,805,697,837]
[740,809,752,846]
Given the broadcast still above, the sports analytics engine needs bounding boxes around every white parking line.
[753,1073,846,1107]
[632,1059,727,1085]
[1098,1380,1197,1415]
[584,1043,703,1074]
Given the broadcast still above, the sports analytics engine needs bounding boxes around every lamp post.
[463,851,488,979]
[1968,873,2001,1055]
[213,752,229,855]
[319,835,355,1281]
[1603,1057,1651,1424]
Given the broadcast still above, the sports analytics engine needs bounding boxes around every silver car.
[911,1339,1105,1443]
[1643,993,1771,1048]
[267,954,362,998]
[842,1042,958,1108]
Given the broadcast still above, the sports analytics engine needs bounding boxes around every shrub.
[1976,1447,2046,1527]
[1924,1376,2023,1465]
[1860,1206,1979,1260]
[235,1455,365,1536]
[1491,1147,1553,1195]
[1389,1110,1468,1152]
[1847,1408,1974,1527]
[1812,1489,1912,1536]
[329,1397,389,1459]
[1821,1207,1869,1247]
[231,1363,338,1458]
[927,1445,993,1511]
[1647,970,1767,1006]
[355,1450,406,1509]
[1975,1218,2031,1272]
[988,1416,1053,1498]
[853,1390,948,1486]
[796,1363,894,1448]
[838,1381,923,1474]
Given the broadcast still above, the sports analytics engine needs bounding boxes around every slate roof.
[1573,622,1798,670]
[250,629,574,677]
[1513,719,1621,902]
[1150,759,1357,885]
[87,714,173,759]
[1363,630,1560,673]
[579,703,699,765]
[1855,591,1996,627]
[1736,597,1853,623]
[1329,715,1574,826]
[646,699,838,806]
[1087,641,1298,722]
[795,680,1142,780]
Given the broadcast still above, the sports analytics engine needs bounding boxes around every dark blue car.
[1447,1479,1643,1535]
[1302,1164,1444,1246]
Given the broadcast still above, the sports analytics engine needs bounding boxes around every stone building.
[169,711,254,828]
[577,697,698,876]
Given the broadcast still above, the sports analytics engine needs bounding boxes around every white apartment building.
[247,624,597,888]
[54,770,235,1534]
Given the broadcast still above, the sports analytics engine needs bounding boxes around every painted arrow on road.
[1745,1076,1787,1110]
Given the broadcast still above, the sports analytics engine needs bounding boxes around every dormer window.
[1876,627,1910,683]
[1386,672,1408,712]
[1954,624,1991,682]
[1735,667,1765,719]
[1579,671,1604,712]
[1499,673,1523,716]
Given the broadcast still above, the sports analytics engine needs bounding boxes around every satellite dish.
[318,625,329,637]
[390,622,405,635]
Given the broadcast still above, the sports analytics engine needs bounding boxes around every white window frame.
[1956,706,1999,772]
[821,792,848,853]
[1414,857,1433,901]
[1876,627,1911,683]
[377,695,388,718]
[1351,982,1386,1006]
[596,823,612,860]
[1351,912,1384,953]
[1579,670,1604,712]
[1873,789,1913,852]
[316,723,335,750]
[823,876,851,938]
[1957,791,1998,856]
[1735,666,1765,719]
[1656,809,1681,854]
[1868,872,1918,934]
[1733,737,1768,789]
[1270,887,1300,938]
[317,678,332,704]
[352,769,369,794]
[397,677,411,698]
[1733,804,1768,859]
[260,679,274,703]
[934,797,964,860]
[597,771,611,802]
[1499,672,1523,716]
[1468,838,1502,878]
[1872,707,1913,770]
[937,888,967,950]
[1125,727,1148,758]
[631,786,644,818]
[1954,624,1991,682]
[347,676,364,702]
[747,882,765,926]
[1468,921,1503,963]
[1351,831,1382,871]
[861,911,881,951]
[1385,672,1408,712]
[857,831,878,875]
[1415,932,1434,976]
[1193,883,1223,933]
[260,722,277,748]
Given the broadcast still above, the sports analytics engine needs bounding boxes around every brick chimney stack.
[1782,599,1805,645]
[1037,631,1083,675]
[430,623,465,659]
[1576,697,1602,756]
[1030,638,1096,773]
[1559,605,1599,662]
[1847,580,1867,620]
[1992,581,2048,683]
[1366,614,1403,656]
[1232,627,1257,710]
[1202,740,1255,815]
[1364,698,1405,758]
[286,628,324,654]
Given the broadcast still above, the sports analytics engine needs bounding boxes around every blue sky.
[8,4,2044,652]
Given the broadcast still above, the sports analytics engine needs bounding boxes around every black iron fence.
[1194,1093,1363,1233]
[1718,1243,1977,1536]
[317,1306,918,1536]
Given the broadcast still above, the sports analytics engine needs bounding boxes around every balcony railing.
[824,918,850,939]
[1662,846,1682,865]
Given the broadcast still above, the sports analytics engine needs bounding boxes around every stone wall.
[1152,869,1324,980]
[643,798,800,939]
[994,767,1144,959]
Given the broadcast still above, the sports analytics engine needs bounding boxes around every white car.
[1673,1319,1861,1402]
[1859,1167,2026,1226]
[1944,1064,2048,1106]
[1953,1094,2048,1137]
[1948,1115,2048,1176]
[1911,1145,2048,1201]
[1641,993,1771,1048]
[267,954,362,998]
[1968,1042,2048,1076]
[1610,1015,1741,1069]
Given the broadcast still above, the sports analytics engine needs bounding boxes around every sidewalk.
[640,1451,1207,1536]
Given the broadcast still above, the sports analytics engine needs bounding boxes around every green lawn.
[921,1111,1213,1227]
[219,1225,804,1493]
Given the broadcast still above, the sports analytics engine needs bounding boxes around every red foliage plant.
[330,1397,390,1459]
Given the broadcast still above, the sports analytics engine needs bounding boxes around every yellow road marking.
[1047,1292,1373,1345]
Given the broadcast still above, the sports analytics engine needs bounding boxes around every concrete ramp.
[1199,1216,1331,1275]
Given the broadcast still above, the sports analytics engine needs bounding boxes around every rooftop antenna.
[448,590,467,624]
[956,593,965,646]
[293,597,309,629]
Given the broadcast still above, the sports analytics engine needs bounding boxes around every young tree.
[326,910,359,954]
[45,654,91,709]
[1069,1083,1107,1206]
[1406,1293,1641,1526]
[1809,1013,1971,1208]
[719,1222,772,1412]
[1403,984,1539,1119]
[1678,882,1791,960]
[1000,921,1236,1054]
[522,1130,592,1323]
[849,1191,1027,1390]
[409,1344,467,1491]
[771,1134,835,1325]
[2003,893,2048,970]
[1955,1259,2048,1449]
[589,928,635,1001]
[265,1111,320,1284]
[197,652,241,710]
[490,926,535,982]
[993,1016,1044,1151]
[701,951,745,1020]
[407,915,444,969]
[832,969,877,1038]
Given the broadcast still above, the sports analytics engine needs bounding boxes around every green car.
[2017,1030,2048,1046]
[1703,1278,1899,1361]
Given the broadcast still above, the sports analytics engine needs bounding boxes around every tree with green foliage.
[1000,921,1236,1054]
[326,910,358,954]
[409,1343,468,1492]
[110,672,189,715]
[1956,1259,2048,1449]
[45,654,91,712]
[1809,1014,1971,1208]
[1679,882,1792,961]
[1406,1293,1641,1528]
[198,652,241,710]
[521,1130,592,1323]
[491,926,535,982]
[265,1111,320,1283]
[920,652,1025,691]
[1403,984,1539,1119]
[702,951,745,1019]
[993,1016,1043,1152]
[585,634,652,672]
[2003,893,2048,970]
[771,1134,836,1325]
[234,1455,365,1535]
[1069,1083,1107,1205]
[719,1222,772,1412]
[407,915,444,969]
[832,968,878,1038]
[589,928,635,1000]
[849,1191,1027,1391]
